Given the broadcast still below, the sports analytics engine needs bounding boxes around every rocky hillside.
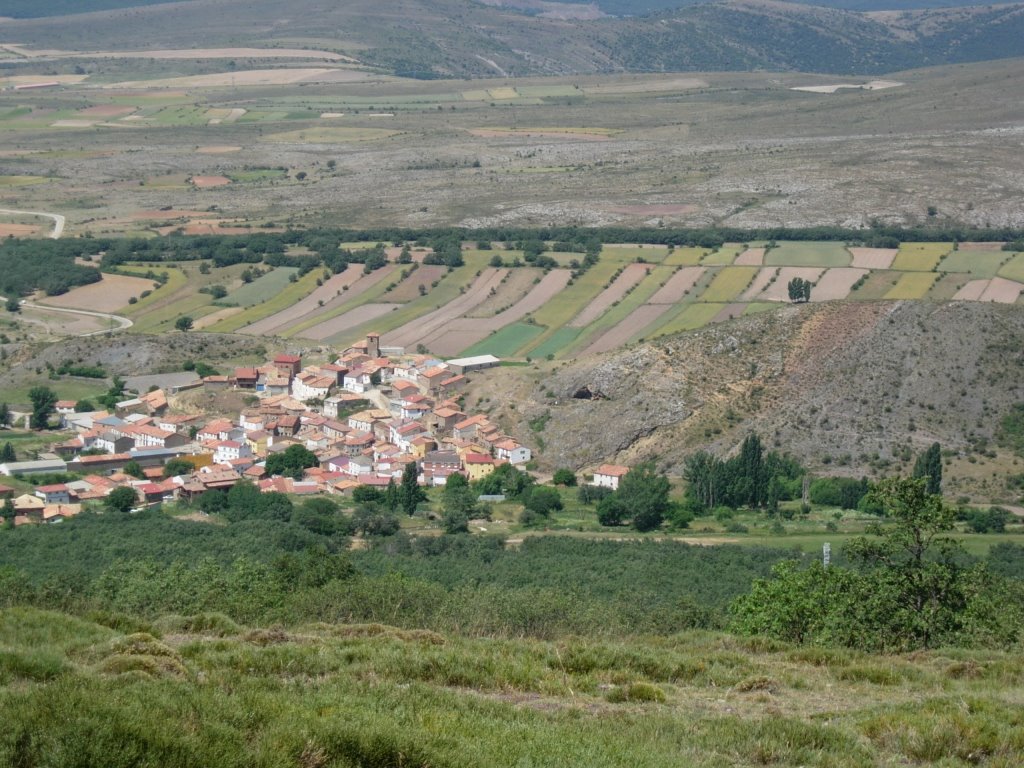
[467,300,1024,500]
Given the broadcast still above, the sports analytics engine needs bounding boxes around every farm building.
[445,355,500,375]
[0,459,69,477]
[592,464,630,491]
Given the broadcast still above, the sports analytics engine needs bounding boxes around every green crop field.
[262,126,400,143]
[652,302,726,337]
[744,302,778,316]
[664,247,707,266]
[892,242,951,271]
[997,252,1024,282]
[526,326,581,359]
[700,246,741,266]
[699,266,758,303]
[529,258,621,330]
[225,267,300,308]
[937,249,1008,277]
[209,271,321,333]
[764,241,850,267]
[463,322,545,357]
[568,266,674,355]
[885,272,938,300]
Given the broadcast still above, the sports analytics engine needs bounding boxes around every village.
[0,334,632,526]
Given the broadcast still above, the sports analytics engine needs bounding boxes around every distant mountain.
[3,0,1024,77]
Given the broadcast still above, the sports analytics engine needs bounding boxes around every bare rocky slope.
[467,300,1024,500]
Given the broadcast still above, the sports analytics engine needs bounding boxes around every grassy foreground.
[1,606,1022,767]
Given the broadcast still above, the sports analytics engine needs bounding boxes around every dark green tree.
[0,402,10,426]
[123,460,144,479]
[596,494,628,526]
[174,315,194,331]
[265,444,318,480]
[442,473,477,519]
[163,458,194,478]
[28,386,57,430]
[552,468,577,486]
[105,486,139,514]
[384,477,399,512]
[524,486,563,516]
[0,442,15,463]
[912,442,942,496]
[400,461,426,516]
[618,462,671,532]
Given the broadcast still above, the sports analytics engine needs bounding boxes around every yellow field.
[664,247,708,266]
[701,245,741,266]
[487,87,519,100]
[891,242,951,271]
[600,245,669,263]
[652,303,725,337]
[699,266,759,303]
[885,272,939,299]
[997,253,1024,282]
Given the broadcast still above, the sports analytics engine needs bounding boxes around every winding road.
[0,208,133,335]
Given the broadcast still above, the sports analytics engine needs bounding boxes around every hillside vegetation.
[4,0,1024,76]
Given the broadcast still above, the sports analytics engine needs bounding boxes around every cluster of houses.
[0,336,537,526]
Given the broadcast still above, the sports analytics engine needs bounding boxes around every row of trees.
[682,435,805,513]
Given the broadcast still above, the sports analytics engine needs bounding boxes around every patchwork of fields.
[31,240,1024,359]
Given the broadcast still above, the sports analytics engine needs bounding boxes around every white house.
[292,373,334,403]
[494,439,531,465]
[213,440,252,465]
[592,464,630,491]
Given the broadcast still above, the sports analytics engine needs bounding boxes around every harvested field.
[240,264,364,336]
[0,223,40,236]
[383,269,507,349]
[131,209,210,220]
[998,253,1024,282]
[18,305,108,337]
[380,265,448,303]
[38,273,154,312]
[569,263,650,327]
[466,268,540,318]
[108,68,372,89]
[892,242,950,271]
[957,241,1005,250]
[701,266,759,303]
[938,249,1007,277]
[193,307,243,329]
[885,272,938,300]
[758,267,824,302]
[384,246,433,263]
[740,267,779,300]
[734,247,765,266]
[848,247,897,270]
[281,265,398,337]
[583,303,672,355]
[648,266,706,304]
[190,175,231,188]
[790,80,903,93]
[980,277,1024,303]
[765,241,850,267]
[811,268,868,301]
[50,120,96,128]
[712,302,747,323]
[425,270,572,352]
[953,280,991,301]
[14,46,350,61]
[302,303,401,342]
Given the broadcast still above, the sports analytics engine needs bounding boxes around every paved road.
[0,208,66,239]
[0,208,132,335]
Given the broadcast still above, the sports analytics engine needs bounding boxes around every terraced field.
[92,240,1024,361]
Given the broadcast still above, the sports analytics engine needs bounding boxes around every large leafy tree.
[617,462,671,532]
[732,477,1022,650]
[265,444,318,480]
[28,386,57,430]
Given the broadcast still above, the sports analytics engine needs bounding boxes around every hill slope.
[468,300,1024,500]
[3,0,1024,77]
